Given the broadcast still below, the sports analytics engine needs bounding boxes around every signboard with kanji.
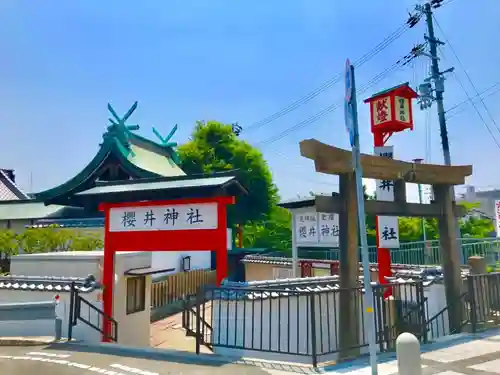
[395,96,411,124]
[364,83,418,136]
[109,203,218,232]
[293,210,339,247]
[374,146,400,248]
[372,96,392,126]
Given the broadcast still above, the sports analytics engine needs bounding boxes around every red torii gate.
[99,196,234,341]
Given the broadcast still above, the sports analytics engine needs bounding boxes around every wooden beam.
[315,195,466,217]
[300,139,472,185]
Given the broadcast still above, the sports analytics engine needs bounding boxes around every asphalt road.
[0,345,288,375]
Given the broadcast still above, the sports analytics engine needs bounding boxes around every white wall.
[7,250,154,348]
[211,284,446,364]
[0,290,101,343]
[211,291,368,364]
[151,251,211,280]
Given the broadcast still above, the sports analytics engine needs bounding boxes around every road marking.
[27,351,71,358]
[0,354,126,374]
[110,363,159,375]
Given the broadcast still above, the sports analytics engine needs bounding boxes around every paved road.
[0,345,287,375]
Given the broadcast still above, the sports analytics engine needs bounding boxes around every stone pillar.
[338,172,360,358]
[468,256,490,327]
[434,184,463,333]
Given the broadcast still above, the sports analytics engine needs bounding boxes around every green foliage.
[177,120,278,225]
[243,206,292,251]
[0,228,103,256]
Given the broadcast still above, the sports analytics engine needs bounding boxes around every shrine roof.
[34,102,186,204]
[65,171,247,207]
[0,200,64,220]
[364,82,418,102]
[279,194,339,210]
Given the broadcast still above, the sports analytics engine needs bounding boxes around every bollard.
[55,318,62,341]
[396,332,422,375]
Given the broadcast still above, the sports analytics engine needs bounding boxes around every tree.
[243,206,292,251]
[177,121,278,226]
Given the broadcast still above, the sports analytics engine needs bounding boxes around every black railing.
[181,273,500,366]
[185,281,426,366]
[68,283,118,343]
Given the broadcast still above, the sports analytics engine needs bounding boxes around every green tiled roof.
[34,102,185,202]
[0,201,64,220]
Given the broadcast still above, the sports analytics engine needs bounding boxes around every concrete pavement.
[0,344,300,375]
[324,330,500,375]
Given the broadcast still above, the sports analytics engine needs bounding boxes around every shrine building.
[0,103,246,273]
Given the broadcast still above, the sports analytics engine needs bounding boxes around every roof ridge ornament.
[152,124,181,165]
[104,102,141,157]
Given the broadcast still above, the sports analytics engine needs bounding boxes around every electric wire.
[256,62,404,148]
[243,23,411,134]
[446,81,500,119]
[433,16,500,136]
[439,46,500,149]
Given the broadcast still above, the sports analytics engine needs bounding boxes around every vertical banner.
[495,200,500,238]
[374,146,400,248]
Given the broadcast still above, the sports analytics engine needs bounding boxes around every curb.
[0,337,60,347]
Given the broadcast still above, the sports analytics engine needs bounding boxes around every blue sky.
[1,0,499,203]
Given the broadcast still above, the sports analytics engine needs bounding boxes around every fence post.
[55,318,62,341]
[467,275,477,333]
[417,282,428,344]
[396,332,422,375]
[68,282,75,341]
[195,291,202,355]
[309,293,318,368]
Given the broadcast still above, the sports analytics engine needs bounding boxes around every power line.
[446,81,500,119]
[243,23,412,135]
[255,61,406,148]
[441,50,500,149]
[433,16,500,136]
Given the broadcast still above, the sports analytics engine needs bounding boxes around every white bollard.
[396,332,422,375]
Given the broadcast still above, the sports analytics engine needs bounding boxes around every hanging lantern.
[364,82,419,135]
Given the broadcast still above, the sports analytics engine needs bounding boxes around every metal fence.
[183,281,427,366]
[298,238,500,266]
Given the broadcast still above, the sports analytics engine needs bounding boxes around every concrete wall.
[8,250,153,348]
[0,290,101,343]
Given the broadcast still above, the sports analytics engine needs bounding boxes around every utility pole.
[410,0,464,263]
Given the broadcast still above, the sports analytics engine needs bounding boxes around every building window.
[126,276,146,315]
[181,256,191,272]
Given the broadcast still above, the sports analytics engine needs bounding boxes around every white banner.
[495,200,500,238]
[375,146,400,248]
[294,211,339,247]
[109,203,218,232]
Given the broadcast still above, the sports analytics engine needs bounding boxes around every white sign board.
[374,146,400,248]
[109,203,218,232]
[294,211,339,247]
[495,200,500,238]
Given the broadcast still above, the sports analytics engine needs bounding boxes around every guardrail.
[298,238,500,265]
[0,301,62,340]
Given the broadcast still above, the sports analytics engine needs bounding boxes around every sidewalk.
[324,329,500,375]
